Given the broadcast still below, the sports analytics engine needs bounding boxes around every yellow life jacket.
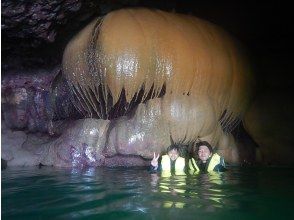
[188,157,200,174]
[160,155,185,176]
[188,153,222,173]
[207,153,221,172]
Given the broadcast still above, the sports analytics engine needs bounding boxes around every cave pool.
[2,166,294,219]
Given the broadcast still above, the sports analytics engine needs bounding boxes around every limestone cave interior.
[2,0,294,168]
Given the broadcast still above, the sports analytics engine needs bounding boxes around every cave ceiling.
[2,0,293,90]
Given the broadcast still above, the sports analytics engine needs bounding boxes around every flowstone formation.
[2,8,255,168]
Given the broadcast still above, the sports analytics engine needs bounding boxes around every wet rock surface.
[1,68,81,133]
[2,1,293,167]
[2,0,173,71]
[1,4,257,167]
[2,0,99,71]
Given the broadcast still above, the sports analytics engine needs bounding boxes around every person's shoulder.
[211,153,227,172]
[214,164,227,172]
[161,154,169,160]
[212,153,226,166]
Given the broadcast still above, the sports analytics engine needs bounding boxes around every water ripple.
[2,166,294,219]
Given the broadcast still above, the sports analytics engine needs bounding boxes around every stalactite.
[62,8,254,144]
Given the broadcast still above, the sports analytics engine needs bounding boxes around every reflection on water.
[2,166,294,219]
[150,172,226,211]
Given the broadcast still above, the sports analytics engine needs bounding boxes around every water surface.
[2,166,294,219]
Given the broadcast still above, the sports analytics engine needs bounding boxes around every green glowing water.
[2,166,294,220]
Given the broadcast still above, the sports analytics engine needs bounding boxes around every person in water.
[150,145,185,173]
[188,141,226,173]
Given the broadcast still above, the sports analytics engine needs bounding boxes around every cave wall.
[2,0,294,166]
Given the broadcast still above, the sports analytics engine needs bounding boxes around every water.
[2,166,294,220]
